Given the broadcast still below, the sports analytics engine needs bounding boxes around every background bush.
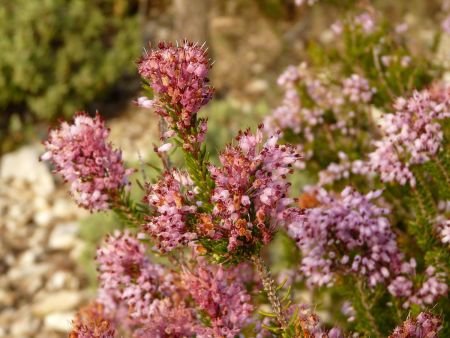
[0,0,140,152]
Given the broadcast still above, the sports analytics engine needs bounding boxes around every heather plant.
[41,2,450,336]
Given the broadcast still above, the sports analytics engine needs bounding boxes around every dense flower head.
[69,302,116,338]
[132,299,197,337]
[96,231,198,336]
[369,85,450,186]
[183,261,254,338]
[41,113,132,211]
[143,170,198,252]
[209,126,301,251]
[138,41,214,131]
[286,187,404,287]
[389,263,448,309]
[389,312,442,338]
[96,230,160,313]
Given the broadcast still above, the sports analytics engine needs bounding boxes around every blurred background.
[0,0,448,337]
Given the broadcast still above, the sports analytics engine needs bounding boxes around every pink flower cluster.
[342,74,374,103]
[41,113,132,211]
[388,263,448,309]
[143,170,198,252]
[183,262,254,337]
[138,41,214,132]
[318,151,370,187]
[264,63,374,162]
[331,12,377,36]
[70,302,115,338]
[209,126,301,251]
[369,85,450,186]
[389,312,442,338]
[95,231,254,337]
[286,187,403,287]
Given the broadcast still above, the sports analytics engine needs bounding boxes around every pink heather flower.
[264,89,302,135]
[264,62,347,149]
[42,113,132,211]
[318,151,371,186]
[286,187,404,288]
[70,302,116,338]
[389,312,442,338]
[368,85,450,186]
[389,263,448,309]
[435,206,450,244]
[342,74,374,103]
[136,96,154,108]
[96,231,198,336]
[410,266,448,307]
[157,142,173,153]
[341,301,356,322]
[183,262,253,338]
[209,126,301,251]
[354,12,377,34]
[143,170,197,252]
[96,231,156,313]
[133,300,197,338]
[138,41,214,131]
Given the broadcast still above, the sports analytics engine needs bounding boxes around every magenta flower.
[96,230,158,314]
[41,113,132,211]
[342,74,374,103]
[69,302,116,338]
[138,41,214,132]
[183,261,254,337]
[286,187,404,287]
[369,85,450,186]
[389,263,448,309]
[143,170,198,252]
[209,126,301,251]
[96,231,198,336]
[389,312,442,338]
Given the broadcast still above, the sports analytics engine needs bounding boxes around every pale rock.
[18,250,37,267]
[10,310,40,337]
[8,263,51,281]
[70,240,87,261]
[0,289,14,307]
[46,271,79,291]
[32,291,82,316]
[48,222,79,250]
[0,144,55,197]
[44,312,75,332]
[34,209,55,227]
[52,198,79,219]
[33,196,50,212]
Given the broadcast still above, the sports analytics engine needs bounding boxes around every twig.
[252,255,287,329]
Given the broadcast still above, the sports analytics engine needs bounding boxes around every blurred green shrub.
[0,0,140,151]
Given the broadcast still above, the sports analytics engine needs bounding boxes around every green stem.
[355,281,383,338]
[252,255,287,329]
[434,156,450,188]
